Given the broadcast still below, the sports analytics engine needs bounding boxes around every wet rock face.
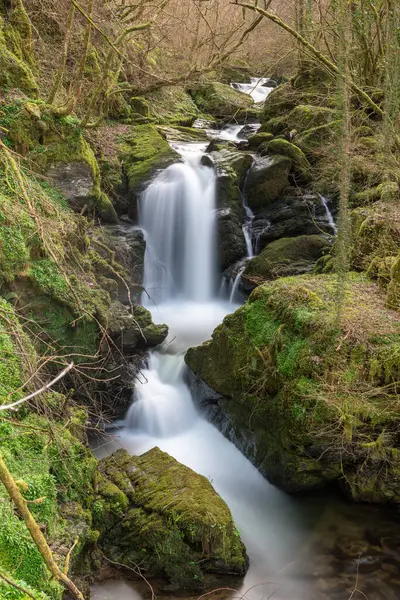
[107,301,168,352]
[245,155,291,211]
[47,162,95,209]
[216,208,247,271]
[96,448,248,591]
[243,235,331,288]
[254,192,336,251]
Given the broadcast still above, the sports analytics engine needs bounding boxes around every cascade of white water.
[231,77,274,103]
[320,195,337,235]
[140,146,216,305]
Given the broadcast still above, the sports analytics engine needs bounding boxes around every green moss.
[0,409,98,598]
[0,299,26,406]
[118,123,178,189]
[0,14,37,95]
[0,226,30,281]
[186,274,400,500]
[189,81,253,119]
[244,235,330,283]
[145,86,199,125]
[247,132,274,149]
[98,448,247,589]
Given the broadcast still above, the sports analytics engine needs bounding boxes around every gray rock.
[47,162,95,211]
[246,155,291,211]
[216,208,247,271]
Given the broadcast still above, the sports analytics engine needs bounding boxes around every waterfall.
[228,168,254,303]
[320,195,337,235]
[231,77,275,103]
[140,145,216,305]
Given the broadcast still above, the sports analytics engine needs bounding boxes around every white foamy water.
[232,77,275,103]
[140,144,216,304]
[93,141,320,600]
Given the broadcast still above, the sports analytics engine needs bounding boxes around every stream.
[91,81,400,600]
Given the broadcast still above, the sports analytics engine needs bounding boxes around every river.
[91,81,400,600]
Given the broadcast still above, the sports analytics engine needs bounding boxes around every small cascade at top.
[140,143,216,305]
[231,77,275,103]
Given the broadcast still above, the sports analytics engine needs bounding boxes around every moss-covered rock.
[2,100,117,222]
[97,448,247,590]
[186,273,400,502]
[189,82,254,120]
[145,86,199,126]
[0,9,37,95]
[107,301,168,351]
[246,156,291,211]
[247,132,274,149]
[243,235,331,285]
[351,201,400,289]
[118,123,179,195]
[262,138,311,182]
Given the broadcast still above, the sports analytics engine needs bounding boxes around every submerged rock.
[96,447,248,590]
[186,274,400,502]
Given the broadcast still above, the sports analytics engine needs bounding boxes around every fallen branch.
[0,362,74,411]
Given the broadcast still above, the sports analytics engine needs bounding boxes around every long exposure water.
[92,106,400,600]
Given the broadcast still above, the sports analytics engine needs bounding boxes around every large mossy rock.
[186,274,400,502]
[96,448,247,590]
[351,201,400,290]
[251,192,336,252]
[118,123,179,200]
[261,139,311,183]
[243,235,330,285]
[107,301,168,351]
[3,100,117,222]
[246,156,291,211]
[189,82,254,120]
[145,86,200,126]
[0,7,37,95]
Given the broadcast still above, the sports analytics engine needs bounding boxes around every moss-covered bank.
[186,273,400,503]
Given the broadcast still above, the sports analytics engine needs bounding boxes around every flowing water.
[231,78,275,103]
[92,125,400,600]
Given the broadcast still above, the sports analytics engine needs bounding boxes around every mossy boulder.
[246,156,291,211]
[157,125,209,143]
[247,132,274,149]
[145,86,199,126]
[261,105,339,140]
[351,201,400,289]
[118,123,179,199]
[243,235,331,285]
[97,448,247,590]
[296,120,341,155]
[262,139,311,183]
[3,101,117,222]
[186,273,400,502]
[189,82,254,120]
[107,300,168,351]
[0,10,37,95]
